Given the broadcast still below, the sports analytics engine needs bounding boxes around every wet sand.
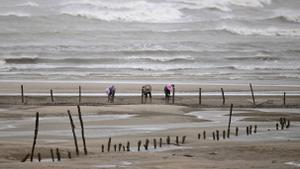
[0,82,300,169]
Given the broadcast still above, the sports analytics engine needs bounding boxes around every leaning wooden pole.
[67,110,79,155]
[221,88,225,105]
[227,104,233,138]
[79,86,82,104]
[283,92,286,107]
[50,89,54,102]
[249,83,256,106]
[21,85,24,103]
[199,88,202,105]
[172,85,175,104]
[30,112,39,162]
[77,105,88,155]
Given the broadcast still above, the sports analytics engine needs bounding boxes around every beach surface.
[0,82,299,169]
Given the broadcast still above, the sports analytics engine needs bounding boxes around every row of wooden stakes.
[19,83,290,106]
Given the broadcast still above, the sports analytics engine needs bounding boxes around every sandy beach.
[0,82,299,169]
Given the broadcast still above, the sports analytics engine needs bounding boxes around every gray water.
[0,0,300,84]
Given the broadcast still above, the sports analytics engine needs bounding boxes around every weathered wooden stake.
[286,120,290,128]
[56,148,61,162]
[203,130,206,140]
[21,153,30,162]
[38,153,41,162]
[21,85,24,103]
[227,104,233,138]
[198,133,201,139]
[30,112,39,162]
[216,130,219,140]
[166,136,170,145]
[246,126,249,135]
[235,127,239,136]
[68,151,72,159]
[249,83,256,106]
[159,138,162,147]
[67,110,79,155]
[79,86,82,103]
[223,130,226,139]
[107,137,111,152]
[123,145,126,152]
[141,89,144,104]
[249,125,252,134]
[126,142,130,152]
[176,136,179,145]
[199,88,202,105]
[118,143,122,152]
[50,149,54,162]
[50,89,54,102]
[77,105,87,155]
[283,92,286,107]
[101,144,104,153]
[221,88,225,105]
[137,140,142,151]
[276,123,279,130]
[114,144,117,152]
[212,132,215,140]
[182,136,186,144]
[153,139,157,149]
[144,139,149,150]
[172,85,175,104]
[254,125,257,133]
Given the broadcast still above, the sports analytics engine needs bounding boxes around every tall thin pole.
[30,112,39,162]
[227,104,233,138]
[77,105,87,155]
[67,110,79,155]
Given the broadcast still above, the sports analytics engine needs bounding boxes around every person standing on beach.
[106,85,116,103]
[164,84,173,103]
[141,85,152,103]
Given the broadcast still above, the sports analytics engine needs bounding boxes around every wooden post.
[153,139,157,149]
[246,126,249,135]
[227,104,233,138]
[286,120,290,128]
[172,85,175,104]
[50,89,54,102]
[182,136,186,144]
[38,153,41,162]
[216,130,219,141]
[118,143,122,152]
[21,85,24,103]
[166,136,170,145]
[159,138,162,147]
[21,153,30,162]
[276,123,279,130]
[223,130,226,139]
[30,112,39,162]
[107,137,111,152]
[144,139,149,150]
[56,148,61,162]
[249,83,256,106]
[176,136,179,145]
[101,145,104,153]
[283,92,286,107]
[126,142,130,152]
[249,125,252,134]
[235,127,239,136]
[68,151,72,159]
[122,145,126,152]
[221,88,225,105]
[203,130,206,140]
[199,88,202,105]
[254,125,257,133]
[114,144,117,152]
[198,133,201,140]
[67,110,79,155]
[50,149,54,162]
[77,105,87,155]
[79,86,82,103]
[137,140,141,151]
[212,132,215,140]
[141,89,144,104]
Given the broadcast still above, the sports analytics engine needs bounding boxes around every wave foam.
[60,0,183,23]
[0,12,31,17]
[219,25,300,36]
[17,1,39,7]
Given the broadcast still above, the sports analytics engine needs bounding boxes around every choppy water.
[0,0,299,84]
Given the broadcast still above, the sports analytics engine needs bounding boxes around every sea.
[0,0,300,84]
